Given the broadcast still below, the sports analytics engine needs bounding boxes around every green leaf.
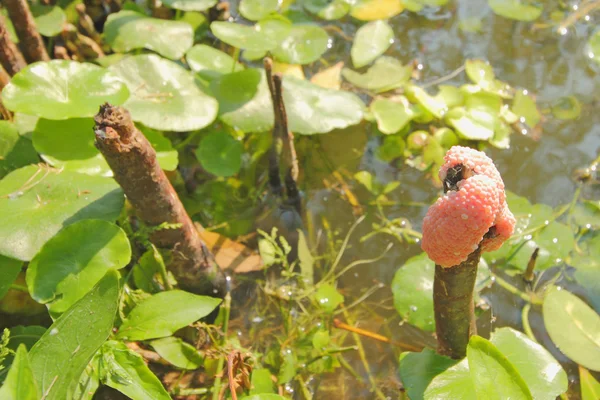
[543,287,600,371]
[371,97,415,134]
[272,24,329,65]
[0,344,38,400]
[343,56,413,92]
[446,92,501,140]
[399,349,458,400]
[424,359,476,399]
[109,54,218,132]
[312,330,330,349]
[2,61,129,120]
[0,121,38,179]
[0,255,21,300]
[488,0,543,22]
[314,283,344,312]
[161,0,216,11]
[464,59,512,98]
[186,44,244,81]
[104,11,193,60]
[512,91,540,128]
[240,0,279,20]
[116,290,222,340]
[377,134,405,162]
[29,270,120,400]
[101,340,170,400]
[350,0,404,21]
[150,337,203,370]
[277,351,297,383]
[580,366,600,400]
[303,0,350,20]
[297,230,314,285]
[551,96,581,120]
[26,220,131,315]
[403,0,449,12]
[249,368,276,394]
[31,5,66,37]
[284,75,365,134]
[468,335,533,399]
[241,395,287,400]
[490,327,567,399]
[0,165,124,261]
[351,20,393,68]
[73,353,100,400]
[587,31,600,65]
[195,130,243,177]
[391,253,435,331]
[211,20,287,52]
[572,235,600,312]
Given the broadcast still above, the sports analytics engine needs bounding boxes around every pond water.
[227,1,600,399]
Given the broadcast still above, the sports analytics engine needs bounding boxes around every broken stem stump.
[94,104,225,297]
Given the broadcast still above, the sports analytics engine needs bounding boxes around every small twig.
[226,352,238,400]
[333,319,423,352]
[4,0,50,62]
[523,247,539,283]
[0,17,26,75]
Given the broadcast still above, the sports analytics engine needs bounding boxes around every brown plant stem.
[94,104,226,296]
[0,18,26,75]
[75,4,103,44]
[3,0,50,63]
[333,318,424,352]
[264,57,301,214]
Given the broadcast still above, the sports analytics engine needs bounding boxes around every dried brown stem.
[0,18,26,75]
[333,318,424,352]
[94,104,226,296]
[226,353,238,400]
[264,57,301,214]
[75,4,102,44]
[3,0,50,63]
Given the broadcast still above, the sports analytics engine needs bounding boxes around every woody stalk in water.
[421,146,516,359]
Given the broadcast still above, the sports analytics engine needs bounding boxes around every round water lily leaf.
[391,253,435,331]
[0,165,124,261]
[350,0,404,20]
[351,20,393,68]
[109,54,218,132]
[2,60,129,120]
[399,349,459,400]
[27,220,131,314]
[211,20,287,52]
[543,287,600,371]
[0,121,38,179]
[424,359,476,399]
[342,56,413,92]
[31,4,66,37]
[488,0,542,22]
[186,44,244,81]
[283,75,365,134]
[161,0,216,11]
[239,0,279,21]
[303,0,350,20]
[195,131,243,177]
[211,68,274,133]
[272,24,329,65]
[104,10,193,60]
[490,327,567,400]
[371,97,415,134]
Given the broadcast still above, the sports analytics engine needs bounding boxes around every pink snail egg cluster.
[421,146,516,267]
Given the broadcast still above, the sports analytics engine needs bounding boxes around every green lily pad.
[161,0,216,11]
[343,56,413,92]
[572,235,600,312]
[490,327,567,400]
[391,253,435,331]
[211,20,289,52]
[104,10,193,60]
[2,61,129,120]
[370,97,415,134]
[0,165,124,261]
[543,287,600,371]
[109,54,218,132]
[0,121,38,179]
[399,349,459,400]
[406,85,458,119]
[186,44,244,81]
[511,90,540,128]
[403,0,449,12]
[240,0,279,20]
[488,0,543,22]
[303,0,350,20]
[31,4,66,37]
[464,59,512,98]
[272,24,329,65]
[446,92,502,140]
[467,336,532,399]
[26,220,131,315]
[350,0,404,21]
[351,20,393,68]
[424,359,476,399]
[196,131,243,177]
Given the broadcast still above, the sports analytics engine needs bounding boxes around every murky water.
[227,1,600,398]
